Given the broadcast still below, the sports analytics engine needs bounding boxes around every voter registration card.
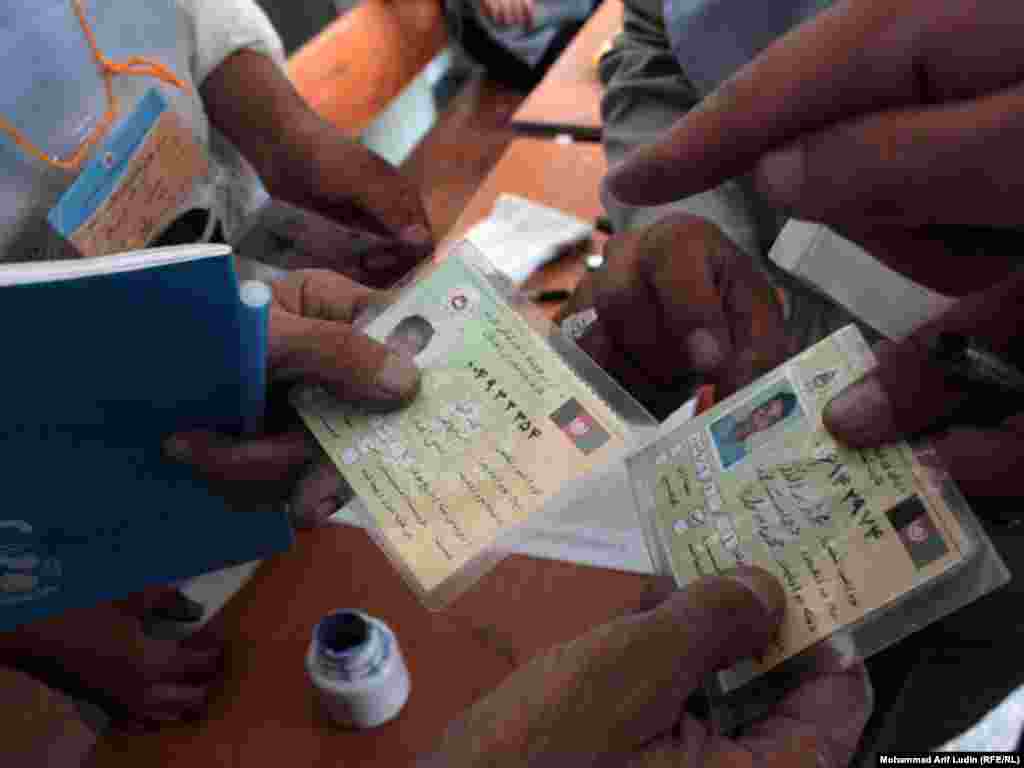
[294,241,654,607]
[628,325,1007,700]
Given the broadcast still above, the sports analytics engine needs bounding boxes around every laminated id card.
[627,325,1009,722]
[293,241,656,608]
[48,88,209,258]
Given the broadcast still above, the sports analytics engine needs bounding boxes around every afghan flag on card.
[550,398,610,455]
[886,495,949,569]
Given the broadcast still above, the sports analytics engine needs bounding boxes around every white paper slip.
[465,194,593,284]
[769,220,956,341]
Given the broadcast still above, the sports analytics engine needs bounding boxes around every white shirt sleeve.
[176,0,287,85]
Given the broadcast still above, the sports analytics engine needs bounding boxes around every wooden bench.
[287,0,449,137]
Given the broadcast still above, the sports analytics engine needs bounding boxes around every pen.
[525,288,571,303]
[928,332,1024,398]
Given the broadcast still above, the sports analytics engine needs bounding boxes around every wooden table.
[92,137,644,768]
[445,137,609,319]
[91,531,654,767]
[510,0,623,140]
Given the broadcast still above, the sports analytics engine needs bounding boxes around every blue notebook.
[0,245,293,630]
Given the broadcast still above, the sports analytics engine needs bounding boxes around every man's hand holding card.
[293,242,654,606]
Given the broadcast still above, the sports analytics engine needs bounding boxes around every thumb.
[430,567,784,767]
[736,636,873,768]
[269,270,420,405]
[272,308,420,405]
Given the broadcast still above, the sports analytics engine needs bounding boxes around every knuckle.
[218,442,258,473]
[636,215,727,281]
[293,269,330,318]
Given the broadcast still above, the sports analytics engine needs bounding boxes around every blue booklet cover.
[0,245,293,630]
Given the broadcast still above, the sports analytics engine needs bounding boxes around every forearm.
[200,48,331,206]
[600,11,769,260]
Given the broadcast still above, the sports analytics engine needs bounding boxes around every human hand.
[557,213,793,419]
[1,665,96,767]
[419,566,871,768]
[5,588,223,729]
[203,49,434,289]
[289,129,434,289]
[165,269,420,527]
[281,216,435,293]
[605,0,1024,296]
[824,270,1024,501]
[480,0,535,28]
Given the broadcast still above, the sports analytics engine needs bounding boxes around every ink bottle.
[305,609,411,728]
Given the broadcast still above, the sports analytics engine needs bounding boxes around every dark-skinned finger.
[755,87,1024,237]
[289,458,352,528]
[164,429,313,490]
[428,567,783,766]
[605,2,1024,207]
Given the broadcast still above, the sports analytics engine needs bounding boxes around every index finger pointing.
[605,0,1024,207]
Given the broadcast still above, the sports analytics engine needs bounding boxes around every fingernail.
[163,436,192,462]
[686,328,725,372]
[758,144,804,207]
[603,145,681,207]
[823,375,893,447]
[401,224,432,245]
[373,352,420,400]
[314,497,341,525]
[723,566,785,623]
